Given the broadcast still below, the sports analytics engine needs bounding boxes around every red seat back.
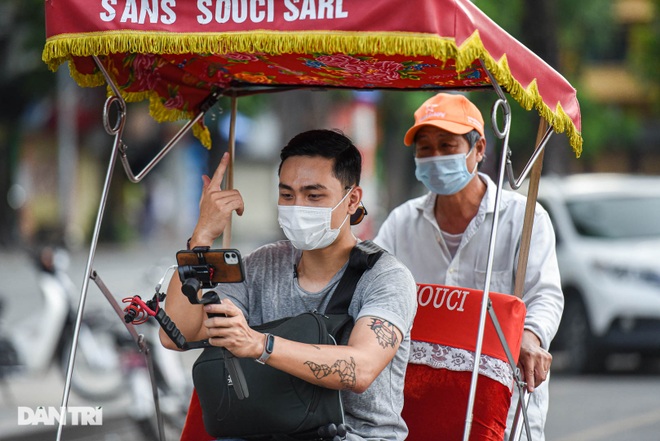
[412,284,526,364]
[403,284,526,441]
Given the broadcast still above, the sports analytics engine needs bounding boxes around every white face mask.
[277,189,352,250]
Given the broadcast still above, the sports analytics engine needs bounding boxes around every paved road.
[545,369,660,441]
[1,417,142,441]
[3,369,660,441]
[0,365,163,441]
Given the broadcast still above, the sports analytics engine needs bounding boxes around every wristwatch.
[256,333,275,364]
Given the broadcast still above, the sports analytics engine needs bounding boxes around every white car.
[520,173,660,373]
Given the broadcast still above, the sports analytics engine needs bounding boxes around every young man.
[374,93,564,441]
[161,129,417,441]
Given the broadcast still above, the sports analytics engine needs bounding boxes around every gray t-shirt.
[220,240,417,441]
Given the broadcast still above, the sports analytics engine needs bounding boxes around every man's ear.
[347,187,366,225]
[476,137,487,162]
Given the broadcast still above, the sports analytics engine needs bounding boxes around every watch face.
[266,334,275,353]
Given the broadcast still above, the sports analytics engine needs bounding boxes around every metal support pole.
[509,389,532,441]
[91,270,166,441]
[55,95,123,441]
[514,119,548,298]
[461,76,512,441]
[222,96,238,248]
[463,61,552,441]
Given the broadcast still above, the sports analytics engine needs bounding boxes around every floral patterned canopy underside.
[73,50,490,109]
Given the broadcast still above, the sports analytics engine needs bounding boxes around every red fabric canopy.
[43,0,582,152]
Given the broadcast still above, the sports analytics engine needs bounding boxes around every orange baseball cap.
[403,93,485,146]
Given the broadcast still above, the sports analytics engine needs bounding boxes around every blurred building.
[581,0,653,104]
[579,0,659,173]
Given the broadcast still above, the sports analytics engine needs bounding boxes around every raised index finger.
[209,152,230,188]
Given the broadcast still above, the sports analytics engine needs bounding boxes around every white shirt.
[374,173,563,441]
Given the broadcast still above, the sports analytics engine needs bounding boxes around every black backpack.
[192,241,384,440]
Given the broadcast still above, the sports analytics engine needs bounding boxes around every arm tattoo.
[305,357,357,389]
[369,318,399,349]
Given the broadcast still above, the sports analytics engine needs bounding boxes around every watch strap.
[256,333,274,364]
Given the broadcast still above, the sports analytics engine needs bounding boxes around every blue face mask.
[414,147,477,195]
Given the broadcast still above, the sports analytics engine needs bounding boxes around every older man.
[374,93,563,441]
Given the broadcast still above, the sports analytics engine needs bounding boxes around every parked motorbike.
[0,245,191,440]
[0,245,124,401]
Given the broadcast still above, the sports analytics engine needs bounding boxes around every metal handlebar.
[93,55,221,183]
[479,59,554,190]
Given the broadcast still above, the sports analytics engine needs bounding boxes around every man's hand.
[203,299,263,359]
[518,329,552,392]
[191,152,245,246]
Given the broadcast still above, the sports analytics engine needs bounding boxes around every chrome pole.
[222,95,238,248]
[462,61,513,441]
[55,59,126,441]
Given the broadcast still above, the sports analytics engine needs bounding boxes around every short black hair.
[278,129,362,188]
[464,129,481,149]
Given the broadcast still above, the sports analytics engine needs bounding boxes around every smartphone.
[176,248,245,286]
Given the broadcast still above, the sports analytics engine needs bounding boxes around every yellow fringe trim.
[66,60,213,148]
[44,29,582,155]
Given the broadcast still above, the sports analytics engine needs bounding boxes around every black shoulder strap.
[324,240,384,315]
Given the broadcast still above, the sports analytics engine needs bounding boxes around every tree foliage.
[474,0,653,164]
[630,0,660,115]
